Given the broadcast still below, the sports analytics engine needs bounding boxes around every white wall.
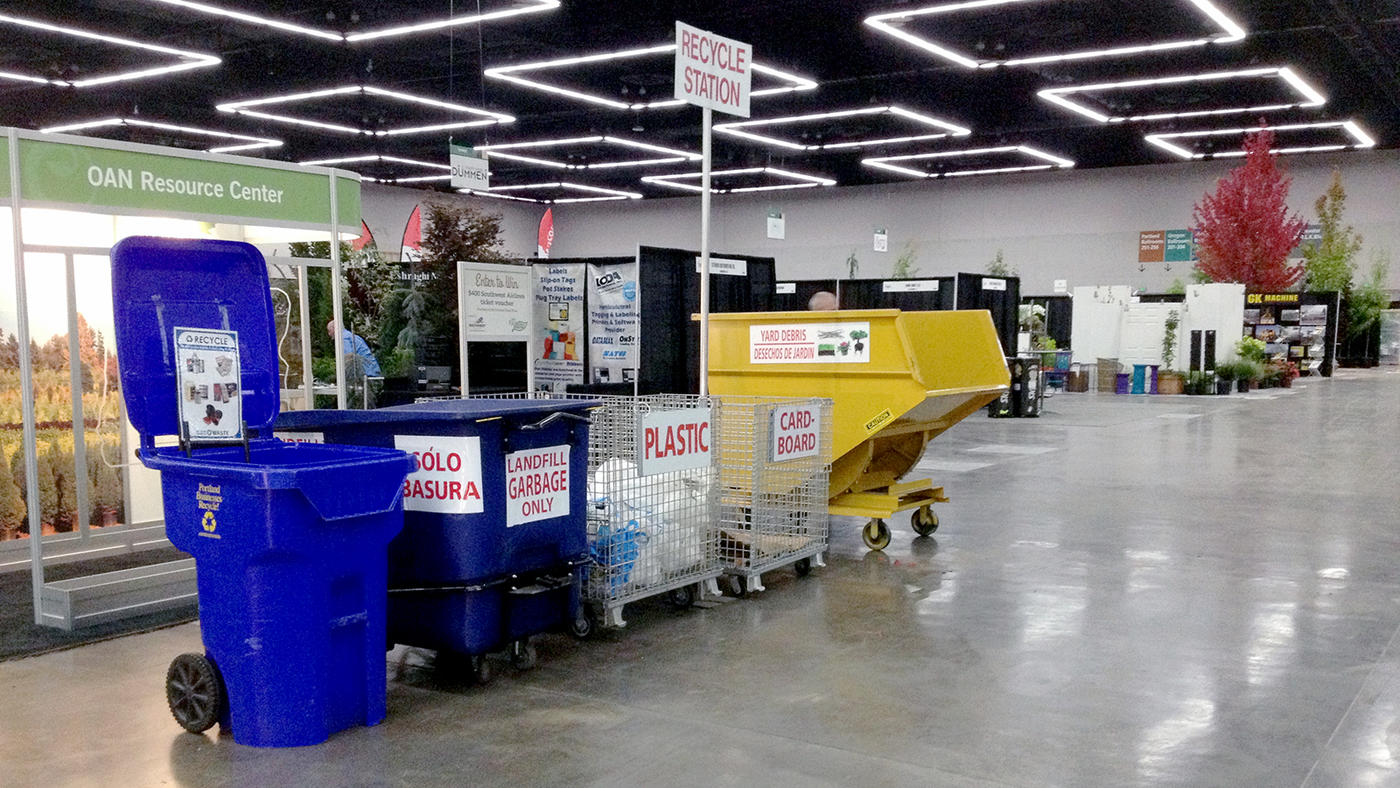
[529,149,1400,295]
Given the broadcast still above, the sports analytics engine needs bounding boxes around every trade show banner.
[586,261,638,385]
[459,262,530,342]
[531,263,586,391]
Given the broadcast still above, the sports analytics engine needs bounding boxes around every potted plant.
[1156,310,1184,394]
[1269,359,1300,388]
[1212,362,1238,395]
[1185,370,1212,395]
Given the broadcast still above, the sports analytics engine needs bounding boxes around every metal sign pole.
[328,172,347,409]
[699,106,712,396]
[10,129,46,623]
[457,261,470,398]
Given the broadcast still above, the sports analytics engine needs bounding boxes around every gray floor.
[3,369,1399,787]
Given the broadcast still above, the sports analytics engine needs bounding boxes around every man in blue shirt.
[327,319,382,377]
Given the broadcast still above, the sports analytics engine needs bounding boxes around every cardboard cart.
[706,309,1009,550]
[111,238,416,747]
[275,398,593,680]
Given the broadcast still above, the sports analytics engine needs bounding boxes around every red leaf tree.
[1190,127,1307,290]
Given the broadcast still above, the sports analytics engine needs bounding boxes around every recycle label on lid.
[173,327,243,442]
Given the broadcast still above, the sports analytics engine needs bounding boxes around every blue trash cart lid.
[111,237,280,439]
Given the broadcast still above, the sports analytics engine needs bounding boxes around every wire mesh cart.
[712,396,832,594]
[706,309,1009,551]
[473,393,723,629]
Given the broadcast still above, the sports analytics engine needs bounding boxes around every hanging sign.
[1164,229,1195,262]
[874,228,889,252]
[637,408,713,476]
[674,21,753,117]
[505,445,571,526]
[883,280,937,293]
[770,403,821,463]
[1138,230,1166,263]
[173,327,243,443]
[460,261,530,342]
[749,321,872,364]
[531,263,586,391]
[1053,279,1068,294]
[450,143,490,190]
[767,209,785,240]
[586,261,639,385]
[775,282,796,294]
[393,435,484,514]
[982,278,1007,291]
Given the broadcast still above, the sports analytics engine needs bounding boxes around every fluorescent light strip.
[1038,67,1326,124]
[217,86,513,136]
[0,12,219,88]
[864,0,1244,70]
[39,117,282,153]
[484,44,817,112]
[476,135,701,170]
[862,145,1075,179]
[714,105,971,152]
[459,181,642,204]
[138,0,559,43]
[296,154,453,184]
[641,166,836,194]
[1144,121,1378,160]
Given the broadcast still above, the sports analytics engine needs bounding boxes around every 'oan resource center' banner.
[532,263,586,391]
[586,261,638,386]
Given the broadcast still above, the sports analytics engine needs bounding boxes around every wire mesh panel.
[470,392,720,627]
[713,396,832,593]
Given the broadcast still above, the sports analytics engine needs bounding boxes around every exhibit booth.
[1,127,361,628]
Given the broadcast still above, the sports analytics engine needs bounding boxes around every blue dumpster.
[275,398,593,677]
[111,237,416,747]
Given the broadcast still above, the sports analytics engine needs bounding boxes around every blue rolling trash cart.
[111,237,416,747]
[275,397,595,681]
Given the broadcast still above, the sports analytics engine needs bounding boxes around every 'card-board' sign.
[770,404,821,462]
[638,408,712,476]
[393,435,484,514]
[505,445,570,526]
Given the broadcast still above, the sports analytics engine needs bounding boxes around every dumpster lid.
[274,397,596,429]
[112,237,280,439]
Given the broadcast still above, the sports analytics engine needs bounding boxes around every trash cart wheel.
[862,519,892,551]
[664,584,697,609]
[793,557,813,577]
[910,506,939,537]
[569,608,595,640]
[509,640,538,671]
[728,575,750,598]
[166,653,225,734]
[470,655,494,685]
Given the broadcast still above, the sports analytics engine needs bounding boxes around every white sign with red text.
[273,431,324,444]
[393,435,484,514]
[505,445,570,527]
[637,408,713,476]
[770,404,822,463]
[749,321,872,364]
[674,21,752,117]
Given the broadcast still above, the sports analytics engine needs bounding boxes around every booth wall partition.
[1022,295,1073,350]
[636,246,776,395]
[772,279,839,312]
[0,127,361,628]
[955,273,1021,355]
[840,278,956,312]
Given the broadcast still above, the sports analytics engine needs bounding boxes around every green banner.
[0,136,9,201]
[17,137,357,231]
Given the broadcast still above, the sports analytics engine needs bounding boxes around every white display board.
[1070,286,1131,365]
[1183,283,1247,366]
[531,263,587,391]
[459,262,531,342]
[586,261,639,385]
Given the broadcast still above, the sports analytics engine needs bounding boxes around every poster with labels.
[531,263,586,391]
[586,261,639,385]
[173,327,242,442]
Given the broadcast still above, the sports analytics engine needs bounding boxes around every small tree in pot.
[1157,310,1184,394]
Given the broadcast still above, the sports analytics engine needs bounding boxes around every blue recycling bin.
[275,398,594,667]
[111,237,416,747]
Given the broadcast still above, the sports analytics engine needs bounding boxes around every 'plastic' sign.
[393,435,484,514]
[770,404,821,463]
[505,445,570,526]
[637,408,712,476]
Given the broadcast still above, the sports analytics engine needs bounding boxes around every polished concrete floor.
[3,369,1399,786]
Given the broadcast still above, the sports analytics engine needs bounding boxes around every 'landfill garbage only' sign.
[674,21,753,117]
[505,445,571,526]
[770,404,821,463]
[749,321,872,364]
[393,435,484,514]
[173,327,243,442]
[637,408,713,476]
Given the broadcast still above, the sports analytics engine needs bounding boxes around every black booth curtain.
[840,278,956,311]
[955,273,1020,355]
[772,279,839,312]
[637,246,776,394]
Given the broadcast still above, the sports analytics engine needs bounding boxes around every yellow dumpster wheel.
[911,505,939,537]
[862,519,892,551]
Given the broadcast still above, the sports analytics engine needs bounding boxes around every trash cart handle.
[519,411,591,431]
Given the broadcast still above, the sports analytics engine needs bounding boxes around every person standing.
[327,319,382,377]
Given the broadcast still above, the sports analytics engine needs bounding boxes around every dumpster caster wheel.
[862,519,892,551]
[728,575,750,598]
[470,655,495,685]
[569,611,594,640]
[911,506,939,537]
[664,584,697,609]
[166,653,224,734]
[793,557,813,577]
[510,640,538,671]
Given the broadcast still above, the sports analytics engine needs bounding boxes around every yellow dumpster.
[706,309,1010,550]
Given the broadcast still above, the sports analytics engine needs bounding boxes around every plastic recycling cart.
[706,309,1009,550]
[111,237,416,747]
[274,397,593,681]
